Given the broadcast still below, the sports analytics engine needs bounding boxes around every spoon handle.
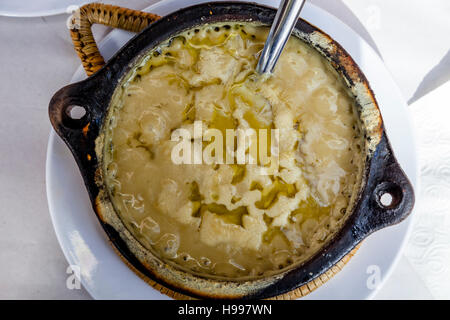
[256,0,306,74]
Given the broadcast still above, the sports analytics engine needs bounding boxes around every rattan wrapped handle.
[69,3,160,76]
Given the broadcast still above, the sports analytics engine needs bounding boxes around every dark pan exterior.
[48,2,414,299]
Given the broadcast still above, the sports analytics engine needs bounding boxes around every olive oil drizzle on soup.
[104,23,364,279]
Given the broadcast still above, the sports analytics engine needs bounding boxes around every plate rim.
[0,0,87,17]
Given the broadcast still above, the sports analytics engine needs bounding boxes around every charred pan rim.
[48,2,414,299]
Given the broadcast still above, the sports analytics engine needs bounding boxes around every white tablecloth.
[0,0,448,299]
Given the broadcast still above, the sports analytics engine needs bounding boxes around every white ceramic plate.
[46,0,419,299]
[0,0,91,17]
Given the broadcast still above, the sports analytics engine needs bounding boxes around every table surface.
[0,0,448,299]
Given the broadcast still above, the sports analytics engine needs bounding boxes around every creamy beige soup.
[104,23,364,279]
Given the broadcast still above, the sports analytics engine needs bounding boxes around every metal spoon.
[256,0,306,74]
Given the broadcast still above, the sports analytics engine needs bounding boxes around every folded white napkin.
[403,81,450,299]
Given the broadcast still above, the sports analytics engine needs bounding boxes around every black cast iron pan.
[48,2,414,299]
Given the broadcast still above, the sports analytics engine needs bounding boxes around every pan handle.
[351,132,415,240]
[48,76,106,170]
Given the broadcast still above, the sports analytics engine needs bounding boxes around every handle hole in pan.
[380,192,393,207]
[374,181,403,210]
[68,105,86,119]
[62,105,90,129]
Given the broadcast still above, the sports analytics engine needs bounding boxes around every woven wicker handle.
[69,3,160,76]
